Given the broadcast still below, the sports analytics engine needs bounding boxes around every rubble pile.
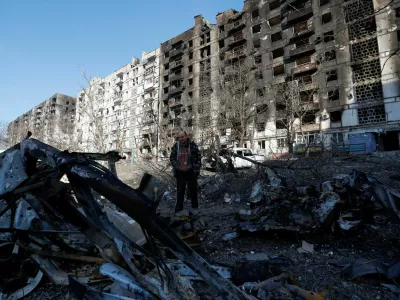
[220,168,400,237]
[0,138,254,300]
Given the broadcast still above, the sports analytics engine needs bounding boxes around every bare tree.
[0,121,8,141]
[216,59,267,147]
[78,71,128,153]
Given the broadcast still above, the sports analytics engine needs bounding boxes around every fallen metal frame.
[0,138,251,300]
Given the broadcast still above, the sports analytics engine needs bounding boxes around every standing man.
[170,131,201,214]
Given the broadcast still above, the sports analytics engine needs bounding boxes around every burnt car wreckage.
[0,137,253,300]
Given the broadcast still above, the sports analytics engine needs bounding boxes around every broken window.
[271,31,282,42]
[164,52,169,59]
[331,132,344,143]
[189,52,193,60]
[302,111,316,124]
[188,78,193,85]
[269,15,281,26]
[201,46,210,58]
[277,138,287,148]
[256,88,264,97]
[330,111,342,122]
[272,47,284,59]
[164,87,169,94]
[294,21,308,34]
[219,25,225,33]
[326,69,338,81]
[188,91,193,99]
[252,24,261,34]
[323,31,334,42]
[328,90,339,101]
[296,56,311,66]
[256,122,266,132]
[273,64,285,76]
[254,55,262,64]
[255,70,263,79]
[188,65,193,73]
[299,75,313,84]
[219,39,224,49]
[164,63,169,70]
[252,10,259,19]
[269,0,280,10]
[324,49,336,61]
[188,40,193,48]
[276,103,286,111]
[320,0,330,6]
[253,39,261,48]
[322,12,332,24]
[164,75,168,82]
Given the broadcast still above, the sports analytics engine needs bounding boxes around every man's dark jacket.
[170,140,202,177]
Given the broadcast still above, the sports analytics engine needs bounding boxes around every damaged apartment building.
[8,93,77,148]
[159,15,219,151]
[75,49,160,158]
[216,0,400,154]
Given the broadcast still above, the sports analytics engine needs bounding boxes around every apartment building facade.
[216,0,400,154]
[8,93,77,147]
[76,49,160,158]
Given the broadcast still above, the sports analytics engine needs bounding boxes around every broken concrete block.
[222,232,238,241]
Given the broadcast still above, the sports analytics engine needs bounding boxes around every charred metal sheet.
[136,173,168,206]
[68,276,136,300]
[30,254,69,286]
[99,262,157,300]
[0,149,28,195]
[104,208,146,247]
[14,200,39,230]
[166,260,232,281]
[0,269,43,300]
[341,258,400,280]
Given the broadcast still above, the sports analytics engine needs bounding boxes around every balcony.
[169,72,183,82]
[168,98,183,108]
[224,47,246,60]
[170,60,184,70]
[292,21,314,38]
[291,62,317,75]
[286,6,313,24]
[289,43,315,58]
[116,77,123,85]
[144,82,155,92]
[228,33,246,47]
[227,19,246,33]
[170,46,184,59]
[169,85,185,95]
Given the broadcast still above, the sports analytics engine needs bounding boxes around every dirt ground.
[22,151,400,299]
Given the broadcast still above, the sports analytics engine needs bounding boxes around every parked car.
[220,148,266,169]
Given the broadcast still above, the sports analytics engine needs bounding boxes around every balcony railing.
[170,60,184,69]
[170,46,184,58]
[286,5,313,23]
[227,19,246,33]
[289,43,315,58]
[291,62,317,75]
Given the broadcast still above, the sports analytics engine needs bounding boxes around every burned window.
[187,119,193,127]
[320,0,330,6]
[164,63,169,70]
[324,31,334,42]
[326,69,338,81]
[253,39,261,48]
[325,49,336,61]
[276,120,286,129]
[255,70,263,79]
[164,87,169,94]
[219,25,225,33]
[330,111,342,122]
[165,52,169,59]
[302,111,316,124]
[188,91,193,99]
[269,0,280,10]
[257,104,268,113]
[252,24,261,34]
[258,140,266,149]
[164,75,169,82]
[252,10,259,19]
[188,65,193,73]
[277,138,287,148]
[273,64,285,76]
[189,52,193,60]
[271,31,282,42]
[322,12,332,24]
[188,78,193,85]
[328,90,339,101]
[269,15,281,26]
[163,112,168,118]
[272,47,284,59]
[294,21,308,34]
[219,39,224,49]
[276,103,286,111]
[188,40,193,48]
[255,55,262,64]
[256,122,266,132]
[296,56,311,65]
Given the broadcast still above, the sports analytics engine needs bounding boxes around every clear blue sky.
[0,0,243,123]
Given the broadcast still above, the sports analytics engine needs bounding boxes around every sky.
[0,0,243,123]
